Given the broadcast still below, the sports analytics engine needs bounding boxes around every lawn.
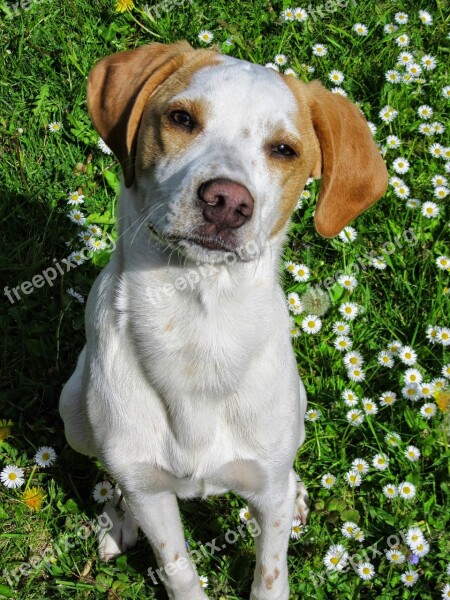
[0,0,449,598]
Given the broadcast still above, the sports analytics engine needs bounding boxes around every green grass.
[1,0,449,598]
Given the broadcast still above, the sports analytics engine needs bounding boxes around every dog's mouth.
[147,222,236,253]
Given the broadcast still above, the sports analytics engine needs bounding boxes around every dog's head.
[88,41,387,263]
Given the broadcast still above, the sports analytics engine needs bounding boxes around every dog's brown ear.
[305,81,388,238]
[87,41,194,187]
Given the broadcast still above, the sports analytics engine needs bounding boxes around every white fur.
[60,57,308,600]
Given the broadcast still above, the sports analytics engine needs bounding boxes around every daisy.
[321,473,336,489]
[418,10,432,25]
[289,317,301,339]
[89,238,107,251]
[357,562,375,580]
[432,122,445,134]
[305,408,321,422]
[382,483,398,498]
[265,63,280,72]
[385,70,401,83]
[389,175,404,188]
[397,51,413,65]
[328,70,344,84]
[339,302,359,321]
[352,458,369,474]
[401,570,419,587]
[346,470,362,487]
[406,63,422,77]
[429,143,444,157]
[396,34,409,47]
[69,251,87,265]
[333,321,350,335]
[34,446,57,467]
[420,403,436,419]
[312,44,327,57]
[434,186,449,199]
[346,409,364,426]
[393,184,410,199]
[421,201,439,218]
[290,518,305,539]
[443,146,450,160]
[334,335,352,352]
[353,23,368,36]
[417,105,433,119]
[371,256,387,269]
[239,506,252,522]
[386,549,406,564]
[274,54,287,66]
[93,480,114,503]
[384,23,398,33]
[285,260,296,275]
[323,544,349,571]
[398,346,417,365]
[362,398,378,415]
[372,453,389,470]
[342,389,358,406]
[198,30,214,44]
[301,315,322,334]
[67,191,85,205]
[281,7,295,21]
[389,340,402,354]
[338,226,357,242]
[394,12,408,24]
[442,364,450,379]
[331,87,347,97]
[287,292,303,314]
[67,288,84,304]
[284,68,298,78]
[0,465,25,489]
[79,231,93,245]
[294,7,308,21]
[404,368,423,384]
[406,199,422,209]
[426,325,440,343]
[442,86,450,100]
[432,174,448,187]
[68,209,86,226]
[98,138,113,155]
[341,521,359,538]
[300,189,311,200]
[344,351,364,368]
[379,105,398,123]
[337,274,358,291]
[419,123,434,136]
[48,121,62,132]
[354,529,365,542]
[402,383,420,401]
[443,584,450,599]
[378,350,394,368]
[199,575,208,589]
[398,481,416,499]
[405,446,421,461]
[411,539,430,557]
[387,135,401,148]
[293,264,310,282]
[385,431,401,446]
[419,382,435,398]
[87,224,103,237]
[380,391,397,406]
[437,328,450,346]
[392,157,410,174]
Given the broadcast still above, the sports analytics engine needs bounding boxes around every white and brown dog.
[59,41,387,600]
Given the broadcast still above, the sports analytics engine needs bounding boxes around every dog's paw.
[294,479,309,525]
[97,487,139,561]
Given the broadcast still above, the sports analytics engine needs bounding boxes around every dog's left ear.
[304,81,388,238]
[87,41,195,187]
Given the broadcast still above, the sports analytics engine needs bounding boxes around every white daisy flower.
[48,121,62,132]
[417,105,433,119]
[344,351,364,369]
[290,518,306,539]
[302,315,322,335]
[339,302,359,321]
[432,122,445,134]
[442,86,450,99]
[407,63,422,77]
[420,403,437,419]
[384,23,398,34]
[378,350,394,368]
[321,473,336,489]
[199,575,208,589]
[382,483,398,498]
[427,326,441,345]
[432,174,448,187]
[398,346,417,365]
[34,446,57,467]
[394,12,408,24]
[274,54,287,66]
[87,224,103,237]
[67,191,85,205]
[434,186,449,199]
[68,209,87,226]
[342,389,358,406]
[305,408,321,422]
[341,521,359,538]
[386,549,406,564]
[405,445,421,462]
[287,292,303,314]
[386,134,401,148]
[357,562,375,580]
[284,68,298,78]
[442,363,450,379]
[410,539,429,556]
[312,44,327,57]
[397,51,413,65]
[334,335,353,352]
[371,256,387,269]
[389,175,404,188]
[289,317,301,339]
[406,198,422,209]
[395,34,409,47]
[385,431,401,446]
[331,87,347,97]
[0,465,25,489]
[393,183,410,199]
[67,288,85,304]
[294,7,308,21]
[406,526,425,549]
[198,30,214,44]
[353,23,368,36]
[372,453,389,471]
[239,506,252,522]
[429,143,444,157]
[385,70,401,83]
[379,391,397,406]
[93,480,114,503]
[285,261,296,274]
[345,470,362,487]
[421,201,439,218]
[88,238,107,251]
[333,321,350,335]
[265,62,280,72]
[421,55,437,72]
[419,382,435,398]
[418,10,432,25]
[404,368,423,384]
[69,251,87,265]
[328,70,344,84]
[338,226,357,242]
[323,544,349,571]
[362,398,378,415]
[337,274,358,291]
[281,7,295,21]
[352,458,369,474]
[402,383,420,401]
[401,570,419,587]
[392,157,410,174]
[398,481,416,499]
[437,328,450,346]
[98,138,113,155]
[379,105,398,123]
[293,264,310,282]
[354,529,365,542]
[346,409,364,426]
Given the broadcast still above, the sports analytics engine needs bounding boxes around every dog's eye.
[271,144,298,157]
[169,110,195,130]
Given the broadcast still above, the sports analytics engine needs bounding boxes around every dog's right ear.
[87,41,195,188]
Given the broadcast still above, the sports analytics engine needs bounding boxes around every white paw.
[97,487,139,561]
[294,478,309,525]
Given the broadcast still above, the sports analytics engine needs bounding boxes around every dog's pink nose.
[198,179,254,230]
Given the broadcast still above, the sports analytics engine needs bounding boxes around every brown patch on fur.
[174,553,179,561]
[273,554,280,561]
[273,520,281,528]
[260,565,280,590]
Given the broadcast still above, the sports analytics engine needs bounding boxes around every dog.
[59,41,387,600]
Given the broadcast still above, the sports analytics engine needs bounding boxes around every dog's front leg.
[125,490,208,600]
[248,470,298,600]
